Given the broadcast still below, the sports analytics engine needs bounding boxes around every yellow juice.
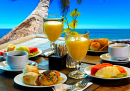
[43,21,63,42]
[66,37,89,61]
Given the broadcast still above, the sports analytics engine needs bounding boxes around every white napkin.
[55,82,93,91]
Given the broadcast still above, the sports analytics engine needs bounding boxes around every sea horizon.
[0,29,130,40]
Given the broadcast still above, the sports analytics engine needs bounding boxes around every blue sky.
[0,0,130,29]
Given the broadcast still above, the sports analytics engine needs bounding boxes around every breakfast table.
[0,34,130,91]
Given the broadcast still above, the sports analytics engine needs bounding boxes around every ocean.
[0,29,130,41]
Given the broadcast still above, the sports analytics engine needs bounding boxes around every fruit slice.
[70,31,79,35]
[90,42,101,51]
[101,63,113,67]
[91,64,104,75]
[114,73,127,78]
[115,66,127,73]
[28,47,38,53]
[15,46,30,53]
[0,49,6,56]
[95,66,120,78]
[7,44,16,52]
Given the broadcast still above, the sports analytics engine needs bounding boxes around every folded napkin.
[55,82,93,91]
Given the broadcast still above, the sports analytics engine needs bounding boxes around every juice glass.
[65,30,89,79]
[43,15,63,53]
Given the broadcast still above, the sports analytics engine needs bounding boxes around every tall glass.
[65,30,89,79]
[43,15,63,53]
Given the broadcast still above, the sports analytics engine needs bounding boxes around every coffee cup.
[6,51,28,69]
[108,44,130,60]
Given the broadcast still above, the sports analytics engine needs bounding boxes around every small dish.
[84,65,130,80]
[28,48,42,58]
[100,53,130,62]
[1,48,42,58]
[0,60,37,71]
[14,70,67,87]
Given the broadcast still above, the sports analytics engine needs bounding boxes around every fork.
[67,77,91,91]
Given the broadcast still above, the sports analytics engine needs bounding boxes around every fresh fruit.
[91,63,114,75]
[15,46,30,53]
[91,63,127,78]
[91,64,104,75]
[0,49,6,56]
[95,66,120,78]
[90,42,101,51]
[7,44,16,52]
[70,31,79,35]
[114,73,127,78]
[101,63,113,67]
[115,66,126,73]
[28,47,38,53]
[28,51,40,57]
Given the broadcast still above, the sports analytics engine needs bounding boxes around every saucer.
[100,53,130,63]
[0,60,37,71]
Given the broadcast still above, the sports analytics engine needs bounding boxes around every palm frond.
[10,0,17,2]
[58,0,70,16]
[77,0,82,4]
[50,0,53,4]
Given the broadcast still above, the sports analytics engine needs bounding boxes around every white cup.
[6,51,28,69]
[108,44,130,60]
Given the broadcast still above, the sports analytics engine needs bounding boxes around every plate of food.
[14,65,67,87]
[0,44,42,58]
[88,38,110,53]
[84,63,130,80]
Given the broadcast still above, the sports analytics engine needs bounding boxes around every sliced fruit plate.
[84,63,130,80]
[0,44,42,58]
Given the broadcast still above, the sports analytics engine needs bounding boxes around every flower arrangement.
[63,8,81,33]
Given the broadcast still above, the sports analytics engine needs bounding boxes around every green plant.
[63,8,81,33]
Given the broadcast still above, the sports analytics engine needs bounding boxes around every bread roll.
[90,42,101,51]
[95,38,109,47]
[23,72,40,86]
[23,65,39,75]
[39,70,60,86]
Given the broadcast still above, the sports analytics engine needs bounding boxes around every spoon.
[28,62,38,66]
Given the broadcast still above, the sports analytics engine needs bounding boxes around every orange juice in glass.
[65,30,89,79]
[44,21,63,42]
[43,15,63,52]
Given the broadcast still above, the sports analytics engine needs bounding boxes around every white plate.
[84,65,130,80]
[14,70,67,87]
[1,48,42,58]
[100,53,130,62]
[0,60,37,71]
[28,48,42,58]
